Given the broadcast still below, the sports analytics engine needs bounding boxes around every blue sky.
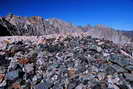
[0,0,133,30]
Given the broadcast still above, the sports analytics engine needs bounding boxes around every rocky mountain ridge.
[0,14,132,44]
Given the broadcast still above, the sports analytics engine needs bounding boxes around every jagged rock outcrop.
[4,14,83,36]
[0,14,132,44]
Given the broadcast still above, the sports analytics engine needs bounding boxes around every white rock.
[24,63,34,73]
[97,46,102,52]
[75,84,85,89]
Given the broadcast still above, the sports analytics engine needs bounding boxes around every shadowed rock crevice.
[0,17,18,36]
[0,24,12,36]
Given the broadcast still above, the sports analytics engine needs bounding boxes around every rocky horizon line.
[0,14,133,44]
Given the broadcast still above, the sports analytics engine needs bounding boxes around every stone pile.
[0,34,133,89]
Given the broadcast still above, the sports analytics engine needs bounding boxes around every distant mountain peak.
[95,24,109,28]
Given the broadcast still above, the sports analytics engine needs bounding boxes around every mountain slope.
[122,31,133,40]
[83,24,131,44]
